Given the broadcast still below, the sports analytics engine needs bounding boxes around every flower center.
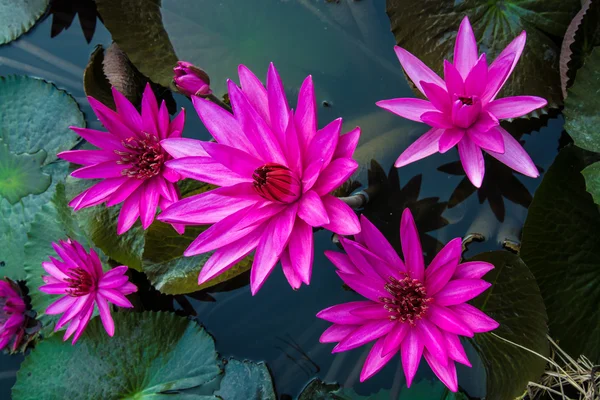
[381,274,432,325]
[252,163,302,204]
[116,133,165,179]
[458,96,474,106]
[65,268,96,297]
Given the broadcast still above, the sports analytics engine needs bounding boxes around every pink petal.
[333,127,361,159]
[467,122,504,153]
[98,274,129,289]
[382,322,409,356]
[288,218,314,285]
[295,75,317,151]
[98,288,133,308]
[401,328,424,387]
[438,128,465,153]
[424,351,458,392]
[102,266,128,280]
[283,110,302,175]
[360,336,398,382]
[394,46,446,95]
[117,187,140,234]
[320,324,357,343]
[267,63,290,147]
[70,301,95,344]
[395,128,444,167]
[421,82,451,113]
[453,261,494,279]
[45,296,77,315]
[341,238,401,282]
[70,177,127,210]
[337,271,391,303]
[201,141,262,178]
[166,157,249,187]
[39,283,69,295]
[360,215,405,270]
[457,135,485,188]
[400,208,424,281]
[425,237,462,295]
[333,320,394,353]
[168,108,185,138]
[427,304,473,337]
[157,101,170,140]
[444,332,471,366]
[324,251,360,274]
[451,303,499,333]
[280,248,302,290]
[482,51,518,104]
[106,178,144,207]
[443,61,464,97]
[420,111,454,129]
[305,118,341,171]
[464,54,488,97]
[238,64,270,125]
[376,98,438,122]
[297,190,329,226]
[350,304,392,320]
[454,16,479,79]
[70,127,122,151]
[58,150,120,166]
[312,158,358,196]
[250,204,298,295]
[486,126,539,178]
[88,96,137,140]
[96,294,115,336]
[434,279,492,306]
[486,96,547,119]
[161,137,208,158]
[141,84,159,136]
[316,301,373,324]
[139,181,159,229]
[70,161,124,179]
[55,295,90,329]
[320,195,360,235]
[42,261,68,281]
[416,319,448,367]
[484,31,526,103]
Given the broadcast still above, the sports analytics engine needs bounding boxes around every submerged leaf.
[0,143,50,204]
[214,359,276,400]
[0,0,49,45]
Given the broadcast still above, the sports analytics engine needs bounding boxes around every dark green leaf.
[521,146,600,362]
[564,46,600,153]
[469,250,549,400]
[0,0,49,45]
[214,359,276,400]
[0,143,50,204]
[0,76,84,280]
[12,312,222,399]
[83,45,116,109]
[386,0,580,112]
[582,160,600,204]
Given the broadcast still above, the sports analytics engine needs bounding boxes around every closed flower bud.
[173,61,212,97]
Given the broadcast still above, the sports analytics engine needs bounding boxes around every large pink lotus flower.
[377,16,547,188]
[0,279,27,351]
[40,239,137,344]
[159,63,361,294]
[317,209,498,391]
[58,84,186,234]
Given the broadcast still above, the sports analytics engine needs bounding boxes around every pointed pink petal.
[192,96,253,152]
[360,215,404,270]
[157,101,170,140]
[337,272,391,303]
[425,237,462,295]
[161,137,208,158]
[454,16,479,79]
[401,328,424,387]
[297,190,329,226]
[376,98,438,122]
[301,159,323,192]
[444,332,471,366]
[111,87,142,132]
[141,84,159,136]
[70,177,128,210]
[295,75,317,151]
[467,122,504,153]
[169,108,185,138]
[324,251,360,274]
[427,304,473,337]
[443,61,464,97]
[435,279,491,306]
[457,135,485,188]
[88,96,137,140]
[71,161,124,179]
[117,188,141,234]
[382,322,409,356]
[71,301,95,344]
[320,195,360,235]
[316,301,373,324]
[165,157,249,186]
[421,111,454,129]
[438,128,464,153]
[484,31,526,103]
[96,294,115,336]
[139,181,159,229]
[416,319,448,367]
[464,54,488,96]
[42,261,68,281]
[333,127,361,159]
[421,82,451,113]
[45,296,77,315]
[267,63,290,146]
[320,324,357,343]
[486,96,547,119]
[55,295,90,329]
[394,46,445,95]
[39,283,69,294]
[288,218,314,285]
[98,274,129,289]
[70,127,122,151]
[283,110,302,175]
[451,303,499,333]
[106,177,144,207]
[482,51,518,104]
[400,208,425,281]
[395,128,444,167]
[350,304,392,320]
[280,248,302,290]
[98,288,133,308]
[238,64,270,125]
[424,351,458,392]
[341,238,401,281]
[201,141,262,178]
[312,158,358,196]
[333,320,394,353]
[360,336,398,382]
[58,150,120,166]
[250,204,298,295]
[305,118,341,171]
[453,261,494,279]
[486,126,539,178]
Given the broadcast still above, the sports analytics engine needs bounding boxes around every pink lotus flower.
[377,16,547,188]
[174,61,212,97]
[58,84,186,234]
[317,209,498,391]
[0,279,27,351]
[40,239,137,344]
[159,63,361,294]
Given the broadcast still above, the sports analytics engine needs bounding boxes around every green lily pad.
[386,0,581,112]
[582,161,600,204]
[0,76,84,281]
[23,183,106,332]
[0,143,50,204]
[0,0,49,45]
[468,251,549,400]
[12,312,222,399]
[521,146,600,362]
[214,359,276,400]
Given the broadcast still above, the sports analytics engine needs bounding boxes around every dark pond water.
[0,0,564,398]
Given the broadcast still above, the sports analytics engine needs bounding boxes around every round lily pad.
[0,0,49,45]
[0,143,50,205]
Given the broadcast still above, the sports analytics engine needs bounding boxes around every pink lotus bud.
[173,61,212,97]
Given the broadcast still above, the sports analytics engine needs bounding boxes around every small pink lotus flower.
[159,63,361,294]
[40,239,137,344]
[173,61,212,97]
[377,16,547,188]
[0,279,27,351]
[317,209,498,391]
[58,84,186,234]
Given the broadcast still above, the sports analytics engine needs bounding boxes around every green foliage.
[0,0,49,45]
[521,146,600,363]
[386,0,580,112]
[214,359,276,400]
[0,76,83,280]
[469,251,549,400]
